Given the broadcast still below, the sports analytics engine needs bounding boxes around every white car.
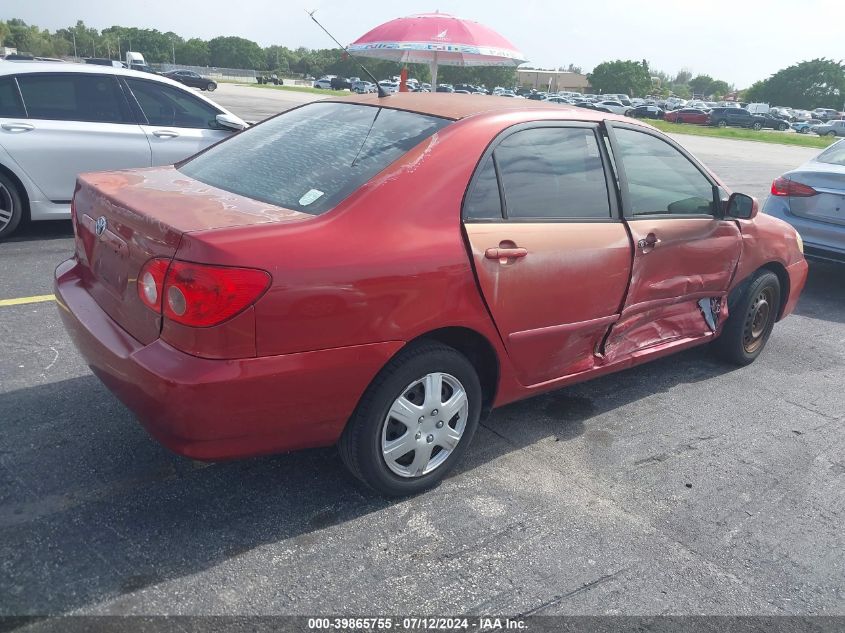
[597,101,630,115]
[313,75,335,89]
[0,62,246,238]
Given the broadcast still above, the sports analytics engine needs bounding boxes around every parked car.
[756,113,791,131]
[708,107,767,130]
[812,108,842,122]
[313,75,335,89]
[351,80,376,94]
[161,69,217,92]
[763,139,845,262]
[377,80,399,94]
[628,104,665,120]
[0,62,247,238]
[596,100,630,115]
[54,94,807,495]
[574,101,612,113]
[330,76,352,90]
[665,108,709,125]
[791,119,822,134]
[543,96,572,105]
[813,120,845,137]
[435,84,454,93]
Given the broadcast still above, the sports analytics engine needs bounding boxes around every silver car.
[763,139,845,262]
[0,61,247,239]
[813,119,845,137]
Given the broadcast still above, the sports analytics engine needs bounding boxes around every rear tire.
[0,171,25,240]
[338,341,482,496]
[715,271,781,366]
[717,120,728,128]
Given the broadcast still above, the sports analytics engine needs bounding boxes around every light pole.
[171,38,176,65]
[72,32,77,59]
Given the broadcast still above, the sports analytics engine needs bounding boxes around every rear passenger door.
[603,123,742,360]
[122,77,232,165]
[0,73,151,203]
[462,123,632,386]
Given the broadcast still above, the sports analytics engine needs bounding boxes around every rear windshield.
[816,141,845,166]
[179,101,451,215]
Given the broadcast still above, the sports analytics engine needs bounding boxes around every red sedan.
[665,108,710,124]
[55,94,808,495]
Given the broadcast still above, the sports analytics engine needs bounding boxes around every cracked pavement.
[0,86,843,617]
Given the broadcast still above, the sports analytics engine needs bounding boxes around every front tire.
[715,271,781,366]
[752,122,763,131]
[717,120,728,128]
[0,172,25,240]
[338,341,482,496]
[206,82,216,92]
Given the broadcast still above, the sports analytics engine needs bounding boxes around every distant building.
[516,69,591,93]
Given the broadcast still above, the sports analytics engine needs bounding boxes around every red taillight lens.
[162,261,271,327]
[137,258,170,311]
[771,177,817,197]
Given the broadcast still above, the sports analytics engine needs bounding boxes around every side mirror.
[215,113,247,132]
[725,192,759,220]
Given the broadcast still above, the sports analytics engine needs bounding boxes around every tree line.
[2,18,843,106]
[0,18,517,86]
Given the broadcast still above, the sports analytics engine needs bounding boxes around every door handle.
[485,247,528,260]
[1,122,35,132]
[152,129,180,138]
[637,233,660,251]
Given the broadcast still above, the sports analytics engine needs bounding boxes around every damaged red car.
[55,94,808,495]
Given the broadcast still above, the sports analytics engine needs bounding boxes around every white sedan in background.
[0,61,247,238]
[597,100,631,116]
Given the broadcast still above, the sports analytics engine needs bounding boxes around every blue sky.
[3,0,840,87]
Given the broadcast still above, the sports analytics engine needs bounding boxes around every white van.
[747,103,770,115]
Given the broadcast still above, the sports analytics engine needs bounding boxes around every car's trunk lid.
[72,166,312,344]
[788,165,845,228]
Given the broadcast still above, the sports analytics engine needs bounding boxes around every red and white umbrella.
[348,12,526,89]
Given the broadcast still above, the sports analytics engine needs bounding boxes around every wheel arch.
[729,262,790,321]
[0,161,31,222]
[408,326,500,417]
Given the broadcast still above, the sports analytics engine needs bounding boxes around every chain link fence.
[155,63,257,82]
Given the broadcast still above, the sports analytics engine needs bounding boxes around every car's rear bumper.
[763,198,845,262]
[55,258,403,460]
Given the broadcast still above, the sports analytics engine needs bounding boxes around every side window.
[16,74,129,123]
[493,127,612,220]
[464,156,502,220]
[613,128,715,217]
[0,77,25,117]
[125,78,221,129]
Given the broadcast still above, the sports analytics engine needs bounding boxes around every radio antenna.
[306,9,389,98]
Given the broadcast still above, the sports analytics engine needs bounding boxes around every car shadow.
[0,342,737,616]
[4,220,73,243]
[793,259,844,324]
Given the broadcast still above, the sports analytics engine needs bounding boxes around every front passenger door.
[123,78,231,165]
[603,123,742,360]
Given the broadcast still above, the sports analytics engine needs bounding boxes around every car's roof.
[1,60,170,83]
[328,92,619,123]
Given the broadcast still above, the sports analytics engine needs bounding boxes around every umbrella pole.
[430,51,438,91]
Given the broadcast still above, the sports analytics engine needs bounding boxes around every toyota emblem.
[95,216,108,237]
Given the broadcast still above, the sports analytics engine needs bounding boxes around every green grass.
[646,119,836,149]
[236,82,337,96]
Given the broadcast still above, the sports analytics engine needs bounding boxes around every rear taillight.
[138,259,270,327]
[771,177,817,197]
[138,258,170,311]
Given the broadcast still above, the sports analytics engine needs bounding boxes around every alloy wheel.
[0,183,14,232]
[381,372,469,478]
[743,287,774,354]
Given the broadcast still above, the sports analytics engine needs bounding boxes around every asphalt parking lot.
[0,84,843,617]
